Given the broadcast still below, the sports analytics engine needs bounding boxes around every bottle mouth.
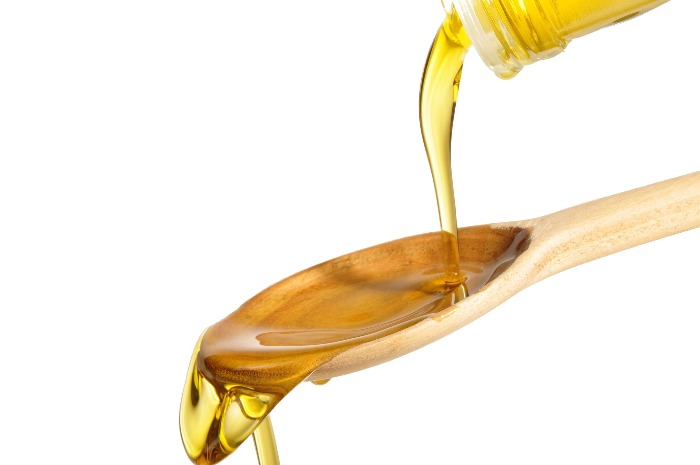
[452,0,570,79]
[452,0,523,79]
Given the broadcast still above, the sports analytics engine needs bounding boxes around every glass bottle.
[444,0,670,78]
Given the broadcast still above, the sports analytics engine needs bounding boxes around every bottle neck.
[451,0,670,78]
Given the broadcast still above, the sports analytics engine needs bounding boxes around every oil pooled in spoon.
[180,227,528,464]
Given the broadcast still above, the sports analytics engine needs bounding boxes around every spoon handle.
[529,171,700,283]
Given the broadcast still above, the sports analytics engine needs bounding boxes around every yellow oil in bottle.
[460,0,669,77]
[533,0,669,40]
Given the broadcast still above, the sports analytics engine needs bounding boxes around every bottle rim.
[452,0,523,79]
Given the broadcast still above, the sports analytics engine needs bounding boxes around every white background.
[1,1,698,464]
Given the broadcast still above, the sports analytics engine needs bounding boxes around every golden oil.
[419,7,471,286]
[252,417,279,465]
[178,2,675,463]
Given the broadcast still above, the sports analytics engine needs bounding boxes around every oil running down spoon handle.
[311,171,700,381]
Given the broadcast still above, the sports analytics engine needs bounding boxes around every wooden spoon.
[309,171,700,381]
[185,172,700,465]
